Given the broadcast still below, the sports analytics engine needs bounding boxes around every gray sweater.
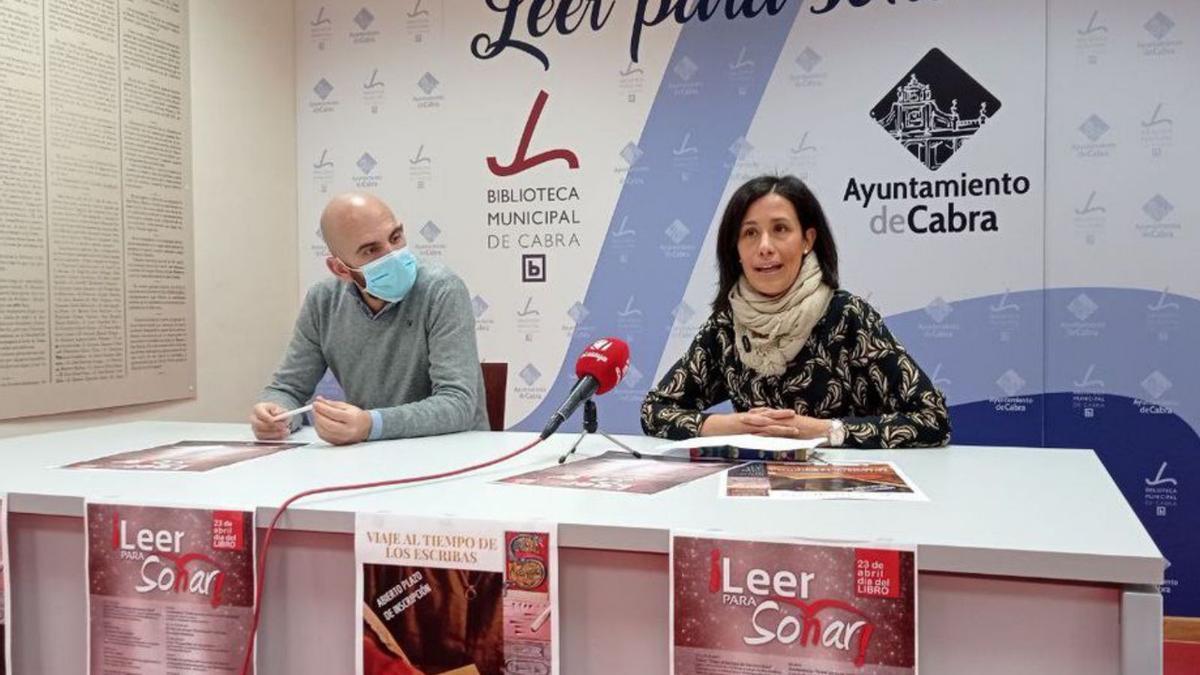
[260,261,489,439]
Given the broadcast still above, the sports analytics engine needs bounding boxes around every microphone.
[539,337,630,439]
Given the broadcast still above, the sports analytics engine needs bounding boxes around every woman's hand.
[701,408,832,439]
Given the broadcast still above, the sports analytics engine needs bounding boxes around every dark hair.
[712,174,840,312]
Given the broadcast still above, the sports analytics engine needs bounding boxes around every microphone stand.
[558,399,643,464]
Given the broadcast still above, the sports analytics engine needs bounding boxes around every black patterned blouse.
[641,291,951,448]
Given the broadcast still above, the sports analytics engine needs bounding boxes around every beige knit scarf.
[729,251,833,376]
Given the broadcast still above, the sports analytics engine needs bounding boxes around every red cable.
[238,436,543,675]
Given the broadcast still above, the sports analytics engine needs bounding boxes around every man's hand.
[312,396,373,445]
[250,402,291,440]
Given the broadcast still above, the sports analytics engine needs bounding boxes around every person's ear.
[326,255,353,282]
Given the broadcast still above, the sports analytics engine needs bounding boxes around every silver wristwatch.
[828,419,846,447]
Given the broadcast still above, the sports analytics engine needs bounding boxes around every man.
[251,192,489,444]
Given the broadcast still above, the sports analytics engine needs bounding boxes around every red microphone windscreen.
[575,337,630,395]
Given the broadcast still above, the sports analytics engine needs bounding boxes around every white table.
[1,422,1163,674]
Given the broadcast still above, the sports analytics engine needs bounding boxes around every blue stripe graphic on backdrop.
[896,286,1198,615]
[1044,286,1198,617]
[515,7,801,434]
[885,289,1045,446]
[884,287,1198,441]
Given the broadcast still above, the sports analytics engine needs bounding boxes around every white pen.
[270,404,314,422]
[530,605,551,632]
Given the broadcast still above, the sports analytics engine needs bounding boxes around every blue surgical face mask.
[344,247,418,303]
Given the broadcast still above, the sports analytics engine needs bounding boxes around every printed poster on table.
[1,497,8,675]
[498,451,729,494]
[356,515,558,675]
[672,533,917,675]
[64,440,304,472]
[86,503,256,674]
[723,462,927,501]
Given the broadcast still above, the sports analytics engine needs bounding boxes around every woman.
[641,175,950,448]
